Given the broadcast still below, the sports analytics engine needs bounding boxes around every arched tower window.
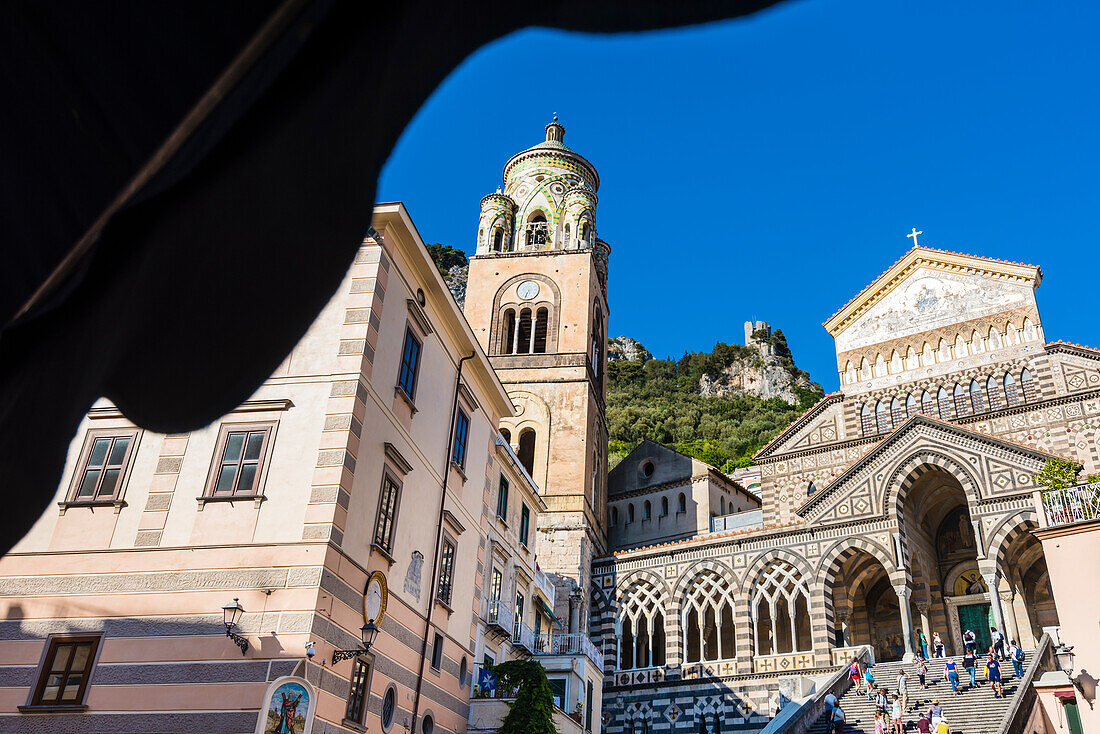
[1021,367,1039,403]
[937,386,953,419]
[1004,372,1020,407]
[533,307,549,353]
[517,429,536,476]
[876,400,891,434]
[592,305,605,391]
[720,497,725,514]
[611,507,618,526]
[500,428,511,444]
[987,375,1004,411]
[643,500,651,521]
[954,383,972,417]
[492,230,504,252]
[627,503,635,524]
[753,560,812,655]
[661,496,668,516]
[970,378,986,414]
[921,389,937,417]
[860,403,875,436]
[501,309,517,355]
[618,578,665,670]
[891,396,905,427]
[683,570,737,663]
[516,308,533,354]
[678,493,686,513]
[525,212,549,248]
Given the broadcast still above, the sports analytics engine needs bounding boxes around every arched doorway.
[897,463,988,655]
[827,548,909,661]
[994,519,1060,648]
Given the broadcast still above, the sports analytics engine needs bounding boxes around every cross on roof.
[907,228,923,247]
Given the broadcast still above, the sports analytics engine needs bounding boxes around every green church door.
[957,603,993,652]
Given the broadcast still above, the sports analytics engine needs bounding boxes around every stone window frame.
[436,534,457,610]
[395,323,424,408]
[24,634,103,710]
[63,428,141,510]
[198,421,277,507]
[372,469,403,560]
[343,654,374,728]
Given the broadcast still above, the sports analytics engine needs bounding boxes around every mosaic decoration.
[255,677,315,734]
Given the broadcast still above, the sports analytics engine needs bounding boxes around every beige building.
[0,203,518,734]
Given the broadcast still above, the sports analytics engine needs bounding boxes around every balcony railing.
[532,632,603,668]
[710,508,764,533]
[1041,483,1100,527]
[487,600,514,637]
[512,619,536,654]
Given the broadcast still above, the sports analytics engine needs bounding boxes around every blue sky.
[378,0,1100,392]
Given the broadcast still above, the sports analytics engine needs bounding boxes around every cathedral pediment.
[825,247,1041,355]
[755,394,844,459]
[796,415,1061,525]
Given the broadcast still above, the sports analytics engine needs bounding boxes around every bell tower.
[464,119,610,631]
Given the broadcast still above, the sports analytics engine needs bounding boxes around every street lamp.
[222,598,249,655]
[332,620,379,664]
[1055,643,1076,678]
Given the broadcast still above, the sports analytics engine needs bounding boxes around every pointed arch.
[891,396,905,427]
[1004,372,1020,407]
[953,382,971,417]
[616,572,667,670]
[954,333,967,358]
[969,378,986,414]
[971,329,985,353]
[749,559,812,655]
[937,386,953,419]
[988,326,1003,350]
[987,374,1004,411]
[876,400,891,433]
[860,403,875,436]
[884,450,985,526]
[921,389,938,418]
[681,569,738,662]
[905,392,918,418]
[1021,367,1039,403]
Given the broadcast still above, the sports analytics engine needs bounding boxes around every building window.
[496,475,509,521]
[661,496,669,516]
[752,560,812,655]
[953,383,972,417]
[611,507,618,526]
[519,504,530,546]
[398,326,422,400]
[69,432,137,502]
[514,593,525,641]
[517,429,536,476]
[345,657,371,723]
[891,397,905,427]
[533,307,549,353]
[1021,367,1039,403]
[452,409,469,469]
[860,403,875,436]
[1004,372,1021,407]
[502,309,517,354]
[206,424,273,497]
[937,386,953,419]
[31,636,99,706]
[586,681,594,731]
[970,379,986,414]
[987,375,1004,410]
[422,713,435,734]
[438,538,456,606]
[489,569,503,606]
[875,400,891,433]
[430,634,444,671]
[921,389,938,417]
[373,474,401,553]
[678,493,686,513]
[643,500,651,521]
[381,686,397,731]
[627,503,635,524]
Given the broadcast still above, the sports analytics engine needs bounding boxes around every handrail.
[996,633,1054,734]
[759,645,872,734]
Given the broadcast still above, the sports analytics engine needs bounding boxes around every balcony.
[1040,482,1100,527]
[533,632,604,668]
[486,600,514,640]
[512,619,536,655]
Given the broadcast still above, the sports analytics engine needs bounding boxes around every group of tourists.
[828,628,1027,734]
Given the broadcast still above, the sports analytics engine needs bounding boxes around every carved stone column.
[981,571,1007,644]
[894,585,916,661]
[999,589,1020,645]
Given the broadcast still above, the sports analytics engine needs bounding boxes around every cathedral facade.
[594,247,1091,733]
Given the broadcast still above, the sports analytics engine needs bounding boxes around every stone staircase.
[805,654,1035,734]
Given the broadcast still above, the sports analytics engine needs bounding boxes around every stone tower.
[464,119,610,632]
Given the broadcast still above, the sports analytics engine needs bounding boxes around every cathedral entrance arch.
[895,462,985,655]
[987,514,1059,648]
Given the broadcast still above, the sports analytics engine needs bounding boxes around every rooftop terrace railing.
[710,508,764,533]
[1040,482,1100,527]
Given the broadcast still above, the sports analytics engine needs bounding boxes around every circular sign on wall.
[364,570,388,625]
[516,280,540,300]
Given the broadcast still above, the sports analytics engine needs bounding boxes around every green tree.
[425,242,468,277]
[492,659,558,734]
[1032,458,1082,489]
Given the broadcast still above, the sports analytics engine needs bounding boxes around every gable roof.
[823,246,1042,338]
[1045,341,1100,360]
[794,413,1070,518]
[609,439,752,499]
[754,392,844,460]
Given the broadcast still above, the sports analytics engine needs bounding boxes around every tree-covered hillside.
[606,334,823,473]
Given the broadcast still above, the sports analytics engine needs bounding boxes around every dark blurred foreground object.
[0,0,783,553]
